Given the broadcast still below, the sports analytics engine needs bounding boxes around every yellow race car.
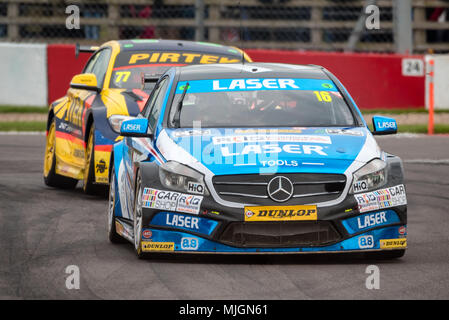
[43,39,251,194]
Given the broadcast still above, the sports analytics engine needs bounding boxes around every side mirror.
[70,73,100,92]
[120,117,152,138]
[371,115,397,135]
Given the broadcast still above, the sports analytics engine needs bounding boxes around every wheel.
[133,172,146,259]
[364,249,406,260]
[43,118,78,189]
[108,161,126,244]
[83,123,107,196]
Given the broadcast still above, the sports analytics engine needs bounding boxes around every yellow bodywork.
[47,40,252,185]
[50,41,125,183]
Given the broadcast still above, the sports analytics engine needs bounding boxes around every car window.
[83,52,100,74]
[169,78,355,128]
[146,77,169,130]
[89,49,111,88]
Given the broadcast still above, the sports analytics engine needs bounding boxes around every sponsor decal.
[142,229,152,239]
[326,128,364,136]
[377,121,397,130]
[380,238,407,249]
[353,179,368,193]
[166,213,199,229]
[180,237,199,250]
[358,235,374,249]
[355,184,407,213]
[221,144,328,157]
[358,211,386,228]
[95,159,107,174]
[177,194,203,214]
[398,226,406,235]
[342,210,400,235]
[142,188,203,215]
[115,221,124,235]
[126,52,240,65]
[175,78,338,94]
[141,241,175,252]
[244,205,317,222]
[212,134,331,145]
[234,128,305,134]
[172,129,211,137]
[187,181,205,195]
[122,123,141,132]
[261,159,298,167]
[150,212,218,235]
[115,220,133,242]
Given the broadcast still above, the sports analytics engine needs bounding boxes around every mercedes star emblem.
[267,176,294,202]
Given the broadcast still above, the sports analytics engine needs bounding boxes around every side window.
[147,77,169,131]
[90,49,111,87]
[83,53,99,74]
[83,48,111,88]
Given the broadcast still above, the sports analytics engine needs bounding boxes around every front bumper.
[140,224,406,254]
[136,161,407,254]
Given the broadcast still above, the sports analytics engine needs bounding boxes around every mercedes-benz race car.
[108,62,407,259]
[43,39,251,194]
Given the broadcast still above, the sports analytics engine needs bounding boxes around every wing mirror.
[70,73,100,92]
[371,115,398,135]
[120,117,153,138]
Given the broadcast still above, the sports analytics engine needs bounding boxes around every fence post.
[310,5,322,49]
[195,0,205,41]
[394,0,413,54]
[7,2,19,41]
[208,2,219,43]
[108,3,120,41]
[346,0,378,52]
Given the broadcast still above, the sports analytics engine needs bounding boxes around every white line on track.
[404,159,449,165]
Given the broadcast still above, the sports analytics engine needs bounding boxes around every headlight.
[108,115,134,133]
[350,159,387,194]
[159,161,209,195]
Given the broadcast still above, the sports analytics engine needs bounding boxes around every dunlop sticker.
[244,205,317,222]
[380,238,407,249]
[141,241,175,252]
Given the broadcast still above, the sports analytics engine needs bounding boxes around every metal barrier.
[1,0,449,53]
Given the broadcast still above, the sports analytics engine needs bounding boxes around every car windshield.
[110,51,242,89]
[169,78,356,127]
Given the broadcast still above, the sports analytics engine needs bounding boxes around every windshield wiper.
[172,82,189,128]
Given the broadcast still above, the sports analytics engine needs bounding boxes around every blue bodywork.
[110,64,406,255]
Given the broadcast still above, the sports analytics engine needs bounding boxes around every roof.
[177,63,329,81]
[114,39,244,57]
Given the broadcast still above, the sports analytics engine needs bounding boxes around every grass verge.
[362,108,449,114]
[367,123,449,134]
[0,121,47,132]
[398,124,449,134]
[2,122,449,133]
[0,106,48,114]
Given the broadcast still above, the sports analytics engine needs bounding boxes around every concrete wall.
[246,49,425,110]
[0,43,47,106]
[0,43,430,110]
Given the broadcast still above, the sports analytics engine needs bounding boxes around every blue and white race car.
[108,63,407,259]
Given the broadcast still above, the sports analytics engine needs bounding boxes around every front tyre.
[83,123,107,196]
[133,172,146,259]
[108,161,126,244]
[43,118,78,189]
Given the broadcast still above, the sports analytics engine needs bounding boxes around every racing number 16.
[313,91,332,102]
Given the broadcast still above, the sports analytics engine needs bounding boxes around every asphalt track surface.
[1,133,449,300]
